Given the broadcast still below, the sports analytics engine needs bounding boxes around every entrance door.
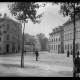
[6,44,9,53]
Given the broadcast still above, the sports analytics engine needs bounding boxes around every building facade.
[0,14,22,54]
[63,15,80,54]
[49,26,64,53]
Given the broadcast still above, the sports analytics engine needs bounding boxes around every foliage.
[24,33,34,45]
[8,2,46,24]
[59,2,80,18]
[36,33,49,51]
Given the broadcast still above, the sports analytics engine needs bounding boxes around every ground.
[0,51,73,77]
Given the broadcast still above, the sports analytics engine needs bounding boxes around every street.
[0,51,73,77]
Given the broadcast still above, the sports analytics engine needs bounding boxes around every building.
[0,13,22,54]
[63,14,80,54]
[49,26,64,53]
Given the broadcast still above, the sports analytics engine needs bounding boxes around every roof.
[63,19,71,25]
[49,26,63,35]
[63,15,80,26]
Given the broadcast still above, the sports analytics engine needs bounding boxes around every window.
[7,34,9,40]
[52,39,53,42]
[52,45,53,50]
[56,38,57,42]
[68,33,72,40]
[65,34,68,40]
[0,46,1,51]
[70,33,73,40]
[54,38,55,42]
[59,37,60,41]
[0,37,1,41]
[54,45,55,50]
[56,45,57,50]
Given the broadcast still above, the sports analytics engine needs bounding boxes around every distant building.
[63,14,80,53]
[49,26,64,53]
[0,13,22,54]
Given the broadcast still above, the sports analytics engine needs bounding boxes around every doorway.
[6,44,9,53]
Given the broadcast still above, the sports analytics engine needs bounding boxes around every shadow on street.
[1,63,38,69]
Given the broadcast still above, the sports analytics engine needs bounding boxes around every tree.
[8,2,46,68]
[59,2,80,77]
[36,33,49,51]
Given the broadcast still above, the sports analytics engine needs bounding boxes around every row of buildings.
[0,13,22,54]
[49,13,80,54]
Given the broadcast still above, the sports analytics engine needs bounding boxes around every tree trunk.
[21,20,25,68]
[73,2,76,77]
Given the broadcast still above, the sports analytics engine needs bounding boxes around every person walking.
[35,49,39,61]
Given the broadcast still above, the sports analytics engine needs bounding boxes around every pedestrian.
[67,50,70,57]
[35,49,39,61]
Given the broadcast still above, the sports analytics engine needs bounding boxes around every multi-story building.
[63,14,80,53]
[0,13,22,54]
[49,26,64,53]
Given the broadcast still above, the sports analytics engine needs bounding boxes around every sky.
[0,2,69,38]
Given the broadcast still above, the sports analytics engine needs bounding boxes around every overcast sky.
[0,2,69,38]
